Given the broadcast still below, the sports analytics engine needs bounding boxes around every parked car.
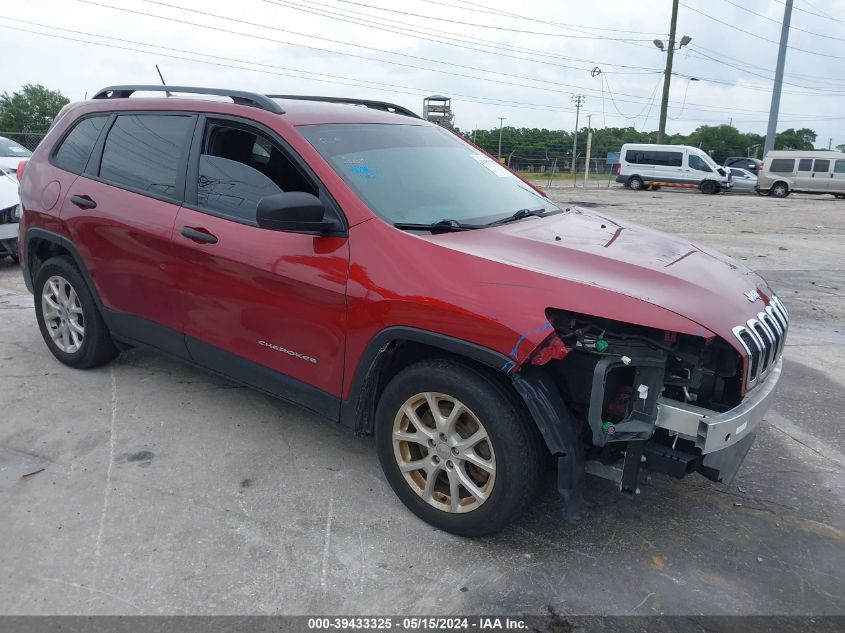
[0,168,21,262]
[18,85,788,536]
[0,136,33,176]
[724,157,762,175]
[727,167,758,193]
[757,150,845,198]
[617,143,732,194]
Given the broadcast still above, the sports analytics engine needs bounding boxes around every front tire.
[771,182,790,198]
[34,256,119,369]
[700,180,720,195]
[375,358,544,537]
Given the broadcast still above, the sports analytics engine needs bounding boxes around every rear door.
[169,115,349,417]
[62,112,195,353]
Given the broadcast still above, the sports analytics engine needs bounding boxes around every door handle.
[70,194,97,209]
[180,226,218,244]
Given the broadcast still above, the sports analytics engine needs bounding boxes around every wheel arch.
[24,229,103,310]
[341,327,579,458]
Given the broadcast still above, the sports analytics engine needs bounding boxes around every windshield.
[298,123,559,225]
[0,138,32,158]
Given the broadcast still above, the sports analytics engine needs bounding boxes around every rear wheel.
[700,180,720,195]
[375,358,544,536]
[34,256,119,369]
[771,182,790,198]
[627,176,645,191]
[835,194,845,200]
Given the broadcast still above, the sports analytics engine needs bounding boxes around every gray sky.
[2,0,844,145]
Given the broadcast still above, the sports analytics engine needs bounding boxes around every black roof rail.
[92,85,285,114]
[267,95,420,119]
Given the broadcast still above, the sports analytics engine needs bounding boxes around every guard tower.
[423,95,454,128]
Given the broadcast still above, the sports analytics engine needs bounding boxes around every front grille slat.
[733,295,789,390]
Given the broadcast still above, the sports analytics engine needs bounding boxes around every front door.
[169,116,349,418]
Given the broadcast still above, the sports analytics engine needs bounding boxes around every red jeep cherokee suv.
[18,86,787,536]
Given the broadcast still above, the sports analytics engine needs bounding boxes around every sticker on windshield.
[471,154,514,178]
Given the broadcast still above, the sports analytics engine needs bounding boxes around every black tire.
[771,182,790,198]
[375,358,545,537]
[834,194,845,200]
[34,255,119,369]
[649,185,662,191]
[700,180,720,195]
[756,189,770,197]
[627,176,644,191]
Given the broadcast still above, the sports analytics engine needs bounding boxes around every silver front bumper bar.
[655,358,782,454]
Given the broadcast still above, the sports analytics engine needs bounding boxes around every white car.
[727,167,758,193]
[0,168,21,262]
[0,136,32,175]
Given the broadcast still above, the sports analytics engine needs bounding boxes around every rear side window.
[814,159,830,173]
[53,116,107,173]
[798,158,813,171]
[625,150,682,167]
[835,160,845,174]
[769,159,795,173]
[99,114,193,198]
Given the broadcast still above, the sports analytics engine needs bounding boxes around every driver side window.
[688,154,712,173]
[196,121,317,222]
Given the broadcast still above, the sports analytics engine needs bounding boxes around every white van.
[616,143,731,194]
[757,150,845,198]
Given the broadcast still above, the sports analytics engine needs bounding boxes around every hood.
[0,172,19,209]
[432,207,772,348]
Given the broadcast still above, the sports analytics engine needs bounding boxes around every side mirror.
[256,192,342,234]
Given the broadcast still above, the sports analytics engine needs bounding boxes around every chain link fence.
[501,145,623,190]
[0,131,47,151]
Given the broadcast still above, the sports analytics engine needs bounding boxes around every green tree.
[0,84,69,133]
[775,128,816,151]
[836,144,845,152]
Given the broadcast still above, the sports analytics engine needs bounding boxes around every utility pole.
[657,0,679,144]
[584,114,593,186]
[571,95,585,174]
[497,117,506,160]
[764,0,793,157]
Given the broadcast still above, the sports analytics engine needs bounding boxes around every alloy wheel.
[392,392,496,513]
[41,275,85,353]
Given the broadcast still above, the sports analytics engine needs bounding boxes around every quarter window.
[99,114,193,198]
[53,116,107,174]
[769,159,794,173]
[813,159,830,173]
[798,158,813,171]
[195,122,316,222]
[688,155,712,172]
[835,160,845,174]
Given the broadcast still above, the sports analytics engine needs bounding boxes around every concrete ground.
[0,188,843,616]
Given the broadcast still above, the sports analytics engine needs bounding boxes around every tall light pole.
[497,117,506,160]
[571,95,585,174]
[654,0,691,144]
[764,0,793,157]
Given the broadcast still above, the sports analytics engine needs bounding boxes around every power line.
[445,0,665,35]
[85,0,811,117]
[312,0,656,41]
[717,0,845,43]
[774,0,844,24]
[680,1,845,60]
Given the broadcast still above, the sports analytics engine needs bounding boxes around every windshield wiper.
[393,219,483,233]
[487,208,555,226]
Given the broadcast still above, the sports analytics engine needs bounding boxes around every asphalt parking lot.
[1,187,843,616]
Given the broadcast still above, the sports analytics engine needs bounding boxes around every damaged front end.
[514,302,787,509]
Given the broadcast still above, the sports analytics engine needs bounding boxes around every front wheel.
[375,358,545,537]
[700,180,721,195]
[34,256,119,369]
[771,182,790,198]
